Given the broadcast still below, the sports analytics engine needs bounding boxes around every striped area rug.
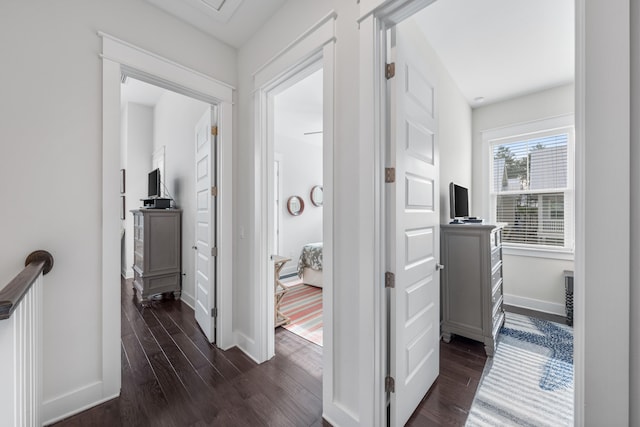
[466,312,573,426]
[279,281,323,346]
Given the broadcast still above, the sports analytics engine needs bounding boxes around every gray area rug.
[466,312,573,426]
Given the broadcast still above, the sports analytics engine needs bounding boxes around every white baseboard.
[234,331,261,363]
[42,381,114,425]
[503,293,566,316]
[280,265,298,278]
[180,291,195,310]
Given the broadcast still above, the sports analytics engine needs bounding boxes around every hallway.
[51,280,324,426]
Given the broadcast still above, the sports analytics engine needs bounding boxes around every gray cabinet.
[440,223,505,356]
[131,209,182,303]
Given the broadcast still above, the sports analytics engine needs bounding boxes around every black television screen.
[449,182,469,219]
[148,168,161,198]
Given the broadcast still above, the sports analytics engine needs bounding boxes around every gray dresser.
[440,223,505,356]
[131,209,182,303]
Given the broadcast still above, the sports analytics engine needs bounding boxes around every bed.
[297,242,323,287]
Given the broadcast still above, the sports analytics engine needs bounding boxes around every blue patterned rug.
[466,312,573,426]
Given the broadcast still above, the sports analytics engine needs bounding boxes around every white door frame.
[358,0,586,425]
[261,58,323,356]
[100,32,235,401]
[252,8,336,420]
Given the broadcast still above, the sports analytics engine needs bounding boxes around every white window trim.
[482,114,575,257]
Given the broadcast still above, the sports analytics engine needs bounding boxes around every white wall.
[153,90,209,307]
[121,103,154,278]
[0,0,236,422]
[472,84,575,314]
[274,136,323,277]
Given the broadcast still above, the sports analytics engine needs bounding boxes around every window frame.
[482,114,575,258]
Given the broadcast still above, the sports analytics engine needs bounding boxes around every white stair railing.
[0,251,53,427]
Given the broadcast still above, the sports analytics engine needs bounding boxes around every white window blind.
[490,130,573,249]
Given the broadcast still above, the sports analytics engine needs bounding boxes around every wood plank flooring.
[51,278,492,426]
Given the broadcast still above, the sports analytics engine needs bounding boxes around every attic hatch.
[147,0,243,23]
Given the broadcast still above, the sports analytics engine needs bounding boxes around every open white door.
[194,107,216,343]
[387,25,440,426]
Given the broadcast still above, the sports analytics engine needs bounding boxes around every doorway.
[270,67,324,349]
[357,0,580,425]
[120,76,220,343]
[101,33,235,401]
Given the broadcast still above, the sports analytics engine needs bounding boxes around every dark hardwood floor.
[406,336,487,426]
[53,278,543,426]
[51,279,326,427]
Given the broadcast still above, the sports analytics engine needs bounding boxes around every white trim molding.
[503,294,566,317]
[95,32,235,425]
[250,11,338,425]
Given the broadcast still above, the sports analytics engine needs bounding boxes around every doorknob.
[436,264,445,271]
[192,246,198,250]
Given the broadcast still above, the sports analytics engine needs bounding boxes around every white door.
[194,108,216,343]
[388,25,440,427]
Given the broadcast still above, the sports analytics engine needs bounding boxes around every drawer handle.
[436,264,445,271]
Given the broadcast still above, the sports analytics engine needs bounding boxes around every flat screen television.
[449,182,469,219]
[148,168,161,198]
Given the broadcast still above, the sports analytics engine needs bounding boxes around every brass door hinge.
[385,376,395,393]
[211,186,218,197]
[385,272,395,289]
[211,126,218,136]
[212,307,217,318]
[385,168,396,183]
[211,247,218,257]
[386,62,396,79]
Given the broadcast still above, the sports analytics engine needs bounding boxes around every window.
[488,121,574,252]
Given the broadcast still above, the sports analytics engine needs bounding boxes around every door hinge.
[385,271,395,288]
[385,62,396,79]
[212,307,217,318]
[211,247,218,257]
[385,376,395,393]
[211,126,218,136]
[385,168,396,183]
[211,186,218,197]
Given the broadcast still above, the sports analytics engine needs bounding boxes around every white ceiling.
[413,0,574,108]
[274,69,323,147]
[146,0,286,48]
[121,77,166,108]
[141,0,573,108]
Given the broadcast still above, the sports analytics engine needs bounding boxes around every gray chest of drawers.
[440,223,505,356]
[131,209,182,304]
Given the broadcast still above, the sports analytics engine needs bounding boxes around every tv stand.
[142,198,171,209]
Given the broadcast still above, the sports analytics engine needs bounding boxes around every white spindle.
[0,272,43,427]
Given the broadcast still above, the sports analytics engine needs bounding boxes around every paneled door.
[387,24,440,427]
[194,108,216,343]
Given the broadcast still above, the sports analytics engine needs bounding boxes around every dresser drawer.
[490,229,502,249]
[491,264,502,289]
[491,281,503,306]
[491,246,502,269]
[492,294,503,323]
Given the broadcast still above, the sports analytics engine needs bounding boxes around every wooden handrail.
[0,250,53,320]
